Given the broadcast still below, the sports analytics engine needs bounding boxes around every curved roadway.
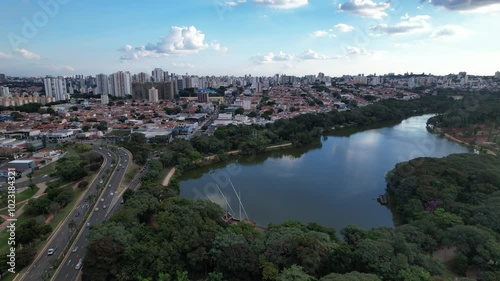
[15,145,129,281]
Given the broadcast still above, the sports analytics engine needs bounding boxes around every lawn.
[0,187,39,209]
[118,162,141,195]
[33,161,57,177]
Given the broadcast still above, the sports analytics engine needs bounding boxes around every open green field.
[0,187,39,209]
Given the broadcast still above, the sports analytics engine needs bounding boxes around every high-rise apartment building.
[109,71,131,97]
[136,72,150,83]
[152,68,164,82]
[0,74,6,82]
[101,94,109,105]
[96,74,110,95]
[495,71,500,79]
[0,86,10,98]
[148,87,159,102]
[43,76,67,101]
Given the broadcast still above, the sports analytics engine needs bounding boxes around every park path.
[0,182,48,231]
[162,167,176,187]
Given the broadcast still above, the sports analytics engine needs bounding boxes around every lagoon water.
[179,115,471,230]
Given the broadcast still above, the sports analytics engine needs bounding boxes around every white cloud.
[254,0,308,9]
[338,0,390,19]
[426,0,500,13]
[120,26,219,60]
[345,46,376,57]
[172,62,194,68]
[298,49,330,60]
[225,0,247,7]
[210,41,228,52]
[119,45,168,60]
[15,49,40,60]
[0,51,11,59]
[394,43,411,48]
[311,29,336,38]
[370,14,431,35]
[335,23,355,32]
[250,51,293,64]
[430,25,470,39]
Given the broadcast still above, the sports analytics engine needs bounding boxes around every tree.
[276,265,315,281]
[82,236,124,281]
[320,272,381,281]
[235,108,244,115]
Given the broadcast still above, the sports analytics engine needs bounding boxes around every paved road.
[17,146,119,281]
[51,147,132,281]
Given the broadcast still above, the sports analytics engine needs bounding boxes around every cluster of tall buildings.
[43,76,69,101]
[95,71,132,97]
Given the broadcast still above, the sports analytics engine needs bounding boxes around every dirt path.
[444,134,497,156]
[162,167,176,187]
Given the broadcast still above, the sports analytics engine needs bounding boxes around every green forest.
[427,93,500,129]
[81,153,500,281]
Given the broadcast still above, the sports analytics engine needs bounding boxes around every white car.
[100,198,104,202]
[47,248,55,256]
[94,207,99,212]
[72,246,79,253]
[75,259,82,270]
[110,192,114,196]
[103,205,107,209]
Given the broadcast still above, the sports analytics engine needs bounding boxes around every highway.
[51,146,133,281]
[16,145,126,281]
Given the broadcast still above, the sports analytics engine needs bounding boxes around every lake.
[179,114,471,230]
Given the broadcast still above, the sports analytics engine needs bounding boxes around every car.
[72,246,79,253]
[108,184,112,188]
[110,192,114,196]
[47,248,56,256]
[75,259,82,270]
[42,174,49,178]
[120,198,124,204]
[86,222,91,227]
[94,207,99,212]
[103,205,107,209]
[100,198,104,202]
[100,180,103,184]
[75,212,80,217]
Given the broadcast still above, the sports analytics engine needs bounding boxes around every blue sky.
[0,0,499,77]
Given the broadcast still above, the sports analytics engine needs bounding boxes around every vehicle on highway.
[100,180,103,184]
[94,207,99,212]
[109,184,112,188]
[75,212,80,217]
[72,246,79,253]
[110,192,114,196]
[47,248,56,256]
[103,205,107,209]
[86,222,91,227]
[100,198,104,202]
[120,198,124,204]
[75,259,82,270]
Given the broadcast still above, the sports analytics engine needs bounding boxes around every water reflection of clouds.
[268,155,304,168]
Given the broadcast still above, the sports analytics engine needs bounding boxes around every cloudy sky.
[0,0,499,77]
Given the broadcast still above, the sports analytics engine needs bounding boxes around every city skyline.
[0,0,499,77]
